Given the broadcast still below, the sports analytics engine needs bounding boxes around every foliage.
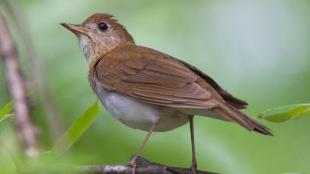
[52,101,100,154]
[0,102,13,123]
[258,104,310,123]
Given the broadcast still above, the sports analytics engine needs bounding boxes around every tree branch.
[77,156,219,174]
[2,0,65,141]
[0,12,39,157]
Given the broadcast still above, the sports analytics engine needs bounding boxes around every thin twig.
[77,156,219,174]
[0,12,39,157]
[2,0,65,141]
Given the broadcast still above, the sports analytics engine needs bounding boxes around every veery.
[61,13,272,174]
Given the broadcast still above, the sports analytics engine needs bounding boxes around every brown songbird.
[61,13,272,174]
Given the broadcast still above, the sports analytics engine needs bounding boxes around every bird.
[61,13,272,174]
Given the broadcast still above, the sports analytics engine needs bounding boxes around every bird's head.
[61,13,134,62]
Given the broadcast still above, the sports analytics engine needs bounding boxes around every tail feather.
[213,104,272,136]
[247,116,272,135]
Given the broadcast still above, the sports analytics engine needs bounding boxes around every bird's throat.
[79,35,123,67]
[79,35,106,67]
[79,35,94,62]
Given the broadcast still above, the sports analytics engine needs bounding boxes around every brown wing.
[92,45,272,135]
[177,60,248,109]
[94,45,219,109]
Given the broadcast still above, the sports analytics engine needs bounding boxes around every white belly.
[94,81,189,132]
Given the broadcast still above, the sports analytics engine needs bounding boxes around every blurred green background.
[0,0,310,174]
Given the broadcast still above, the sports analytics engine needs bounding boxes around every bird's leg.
[129,123,156,174]
[189,116,198,174]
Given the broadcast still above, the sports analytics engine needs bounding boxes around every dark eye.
[98,22,108,31]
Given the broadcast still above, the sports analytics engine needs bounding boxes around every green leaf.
[52,101,100,154]
[257,103,310,123]
[0,102,13,123]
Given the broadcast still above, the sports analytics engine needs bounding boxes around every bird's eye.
[98,22,109,31]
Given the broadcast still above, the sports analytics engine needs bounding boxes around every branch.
[0,12,39,157]
[77,156,219,174]
[2,0,65,141]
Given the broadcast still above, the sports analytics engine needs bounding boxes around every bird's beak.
[61,23,89,36]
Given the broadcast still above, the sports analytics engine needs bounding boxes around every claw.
[129,156,138,174]
[191,166,198,174]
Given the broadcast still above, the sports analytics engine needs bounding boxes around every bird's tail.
[213,104,272,136]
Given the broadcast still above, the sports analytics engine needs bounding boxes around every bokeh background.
[0,0,310,174]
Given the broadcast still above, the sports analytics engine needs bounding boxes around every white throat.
[78,34,132,65]
[79,35,94,62]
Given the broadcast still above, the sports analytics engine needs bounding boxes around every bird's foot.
[128,156,138,174]
[191,163,198,174]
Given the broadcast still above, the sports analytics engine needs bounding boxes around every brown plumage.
[91,44,271,135]
[62,13,271,135]
[62,12,272,173]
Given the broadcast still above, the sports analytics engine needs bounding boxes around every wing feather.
[90,45,271,135]
[94,45,217,109]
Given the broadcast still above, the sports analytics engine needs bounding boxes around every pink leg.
[189,116,197,174]
[129,124,156,174]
